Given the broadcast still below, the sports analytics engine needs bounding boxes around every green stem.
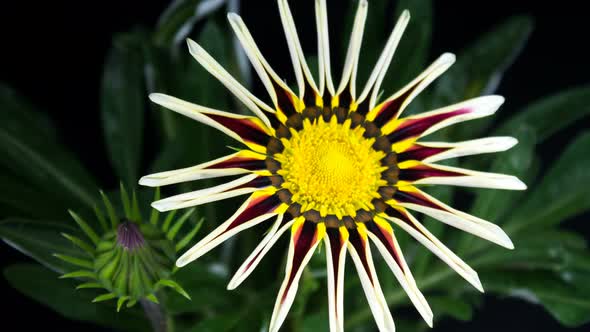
[140,299,168,332]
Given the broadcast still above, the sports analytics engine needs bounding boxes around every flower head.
[57,185,200,311]
[141,0,526,330]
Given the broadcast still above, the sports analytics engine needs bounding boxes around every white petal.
[418,137,518,163]
[139,151,263,187]
[277,0,321,97]
[269,220,324,332]
[315,0,335,96]
[185,39,275,127]
[381,211,484,292]
[403,95,504,138]
[336,0,368,98]
[176,193,279,267]
[357,10,411,106]
[395,187,514,249]
[151,174,263,212]
[401,162,527,190]
[228,13,299,110]
[370,53,456,121]
[324,227,348,332]
[227,215,294,290]
[348,226,396,332]
[367,218,433,326]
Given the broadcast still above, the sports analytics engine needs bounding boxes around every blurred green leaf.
[434,16,533,107]
[164,261,233,315]
[302,310,328,332]
[182,313,242,332]
[435,16,533,139]
[0,85,98,212]
[0,218,79,272]
[482,270,590,327]
[496,86,590,141]
[102,32,146,188]
[0,173,67,219]
[3,263,150,331]
[506,131,590,233]
[475,230,588,272]
[155,0,225,47]
[429,296,473,322]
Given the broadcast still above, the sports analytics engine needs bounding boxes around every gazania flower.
[141,0,526,331]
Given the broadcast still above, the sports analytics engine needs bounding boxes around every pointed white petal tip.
[138,175,158,187]
[226,280,238,291]
[175,255,191,268]
[490,224,515,250]
[491,136,519,151]
[482,95,505,112]
[148,93,174,107]
[227,12,240,22]
[400,9,411,19]
[426,314,434,328]
[150,200,170,212]
[186,38,201,54]
[508,177,527,190]
[439,52,456,64]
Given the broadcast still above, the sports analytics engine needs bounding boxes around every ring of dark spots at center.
[264,105,401,228]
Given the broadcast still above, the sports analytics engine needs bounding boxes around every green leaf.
[0,218,79,272]
[434,16,533,139]
[474,230,589,272]
[429,296,473,321]
[155,0,225,47]
[3,263,150,331]
[482,270,590,327]
[164,261,234,315]
[181,313,242,332]
[506,131,590,233]
[302,310,328,332]
[434,16,533,107]
[496,86,590,142]
[101,32,146,188]
[0,173,67,219]
[0,85,98,212]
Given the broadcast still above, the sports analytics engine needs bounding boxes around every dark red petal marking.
[224,194,281,234]
[327,228,345,286]
[393,190,441,210]
[387,108,471,143]
[282,220,318,303]
[205,113,271,147]
[233,176,273,190]
[338,85,353,110]
[365,221,405,273]
[348,229,374,284]
[204,156,266,171]
[399,164,464,182]
[397,144,452,162]
[372,87,416,128]
[384,207,421,233]
[273,80,298,118]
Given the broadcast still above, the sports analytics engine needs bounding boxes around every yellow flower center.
[275,116,387,219]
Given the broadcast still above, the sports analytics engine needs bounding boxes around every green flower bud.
[58,185,202,311]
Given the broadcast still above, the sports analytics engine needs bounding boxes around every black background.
[1,0,589,331]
